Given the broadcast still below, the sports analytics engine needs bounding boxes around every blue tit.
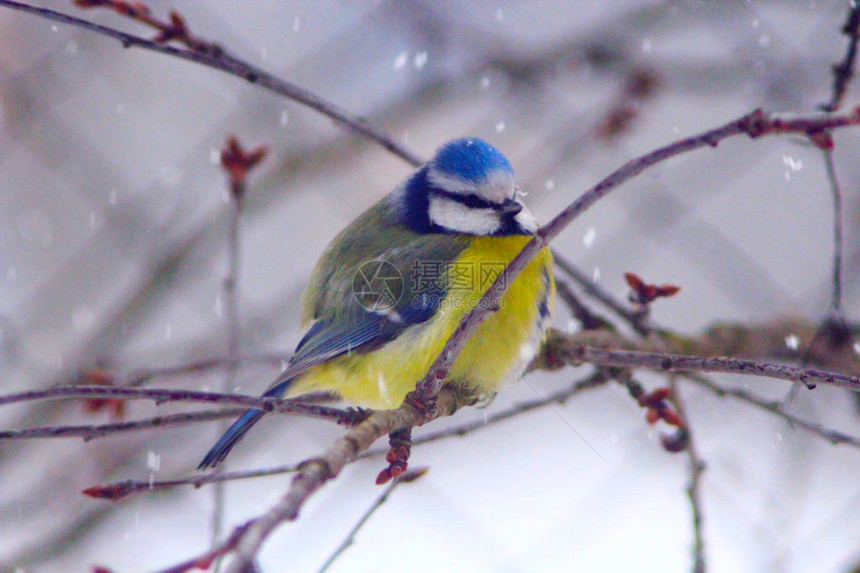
[198,138,554,469]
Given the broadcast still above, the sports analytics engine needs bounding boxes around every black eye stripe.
[433,189,497,210]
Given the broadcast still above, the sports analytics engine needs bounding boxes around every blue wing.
[197,285,445,469]
[197,317,393,469]
[198,220,467,469]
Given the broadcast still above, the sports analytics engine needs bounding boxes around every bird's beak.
[500,198,523,215]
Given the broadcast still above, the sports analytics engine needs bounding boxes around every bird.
[198,137,555,469]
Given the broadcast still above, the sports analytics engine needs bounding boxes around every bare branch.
[553,249,648,334]
[822,1,860,112]
[0,0,423,166]
[0,386,354,423]
[148,523,251,573]
[822,149,846,320]
[83,464,302,502]
[684,372,860,448]
[318,468,429,572]
[73,0,220,53]
[555,279,612,331]
[212,133,269,552]
[555,342,860,392]
[0,408,243,441]
[668,378,706,573]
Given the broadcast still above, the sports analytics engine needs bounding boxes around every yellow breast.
[290,237,554,409]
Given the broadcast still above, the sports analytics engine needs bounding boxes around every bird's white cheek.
[515,206,538,233]
[428,196,501,235]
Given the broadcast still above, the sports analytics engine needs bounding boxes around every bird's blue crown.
[430,138,513,184]
[395,137,528,236]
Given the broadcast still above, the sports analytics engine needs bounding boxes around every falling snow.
[377,372,390,403]
[146,451,161,472]
[783,155,803,170]
[785,334,800,350]
[394,52,408,71]
[583,227,596,248]
[519,342,536,361]
[783,155,803,181]
[414,52,428,69]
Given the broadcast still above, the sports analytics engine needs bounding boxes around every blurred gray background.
[1,1,860,572]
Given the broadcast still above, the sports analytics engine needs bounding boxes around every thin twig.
[565,344,860,392]
[668,378,706,573]
[552,249,648,334]
[83,463,302,501]
[782,149,850,408]
[684,372,860,448]
[150,523,252,573]
[555,279,612,330]
[0,393,334,441]
[822,0,860,112]
[317,468,429,573]
[0,0,423,166]
[0,408,244,441]
[0,386,353,422]
[212,136,267,559]
[822,149,845,320]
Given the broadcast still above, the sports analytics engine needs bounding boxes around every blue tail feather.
[197,380,293,470]
[197,409,265,469]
